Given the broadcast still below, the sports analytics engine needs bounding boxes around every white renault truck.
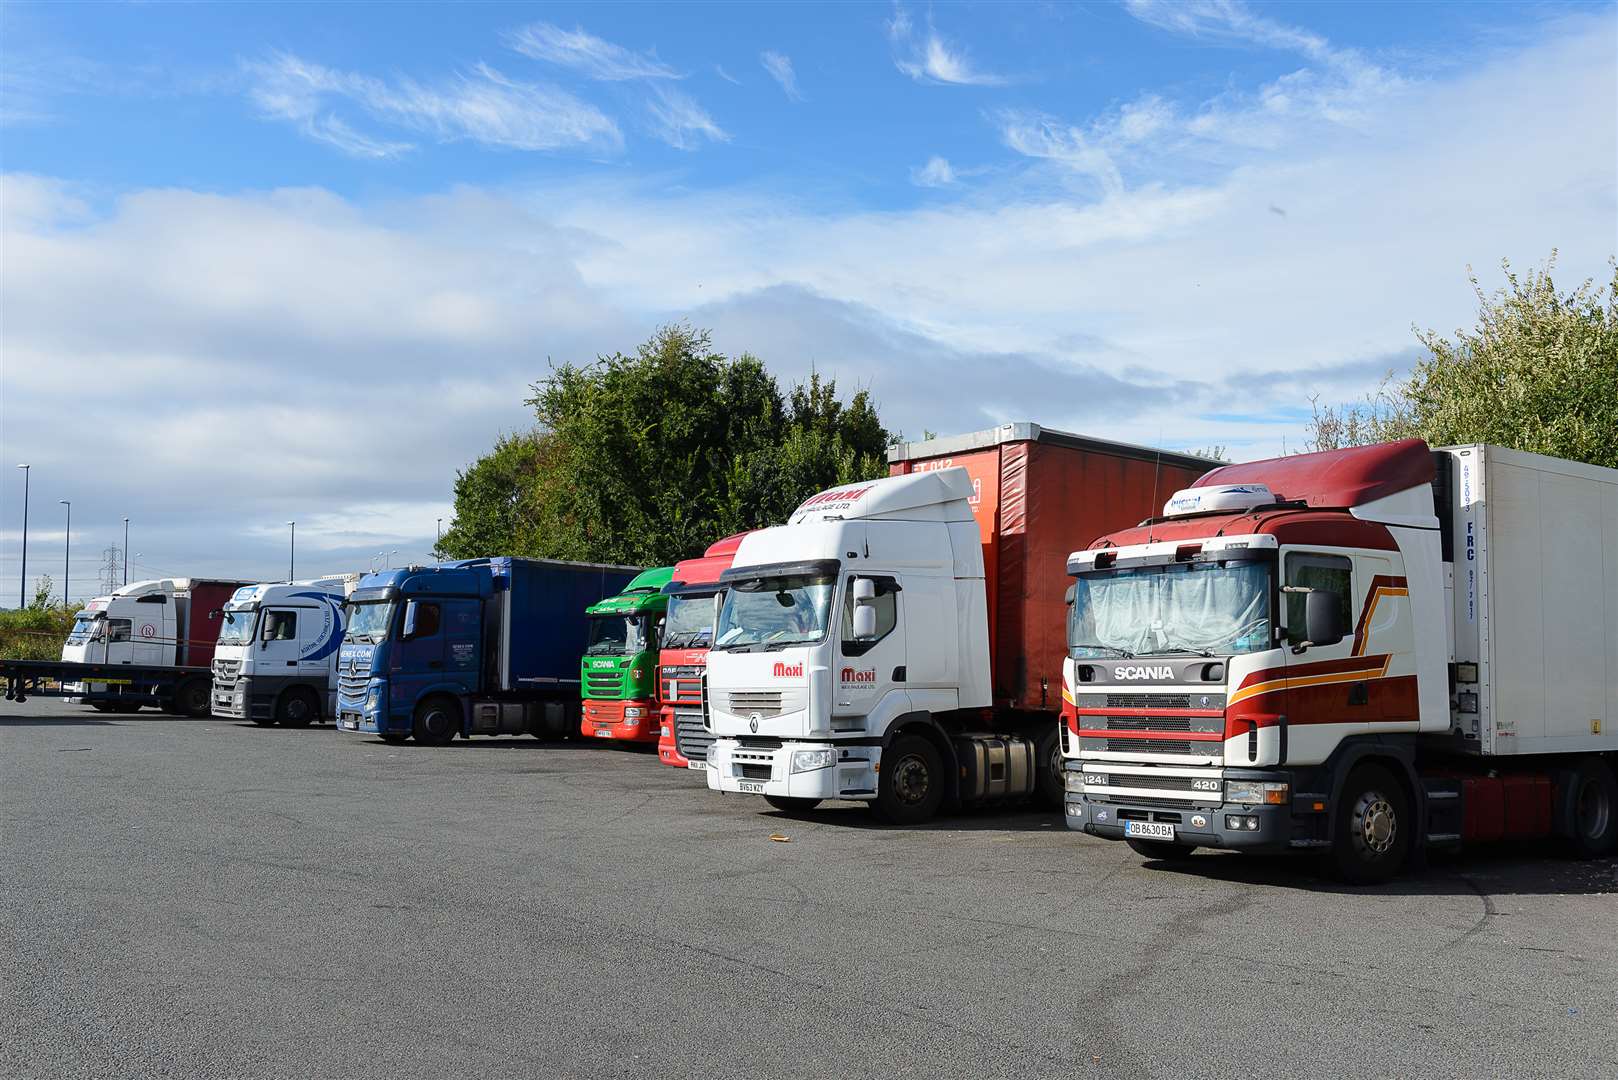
[1061,439,1617,881]
[210,576,358,726]
[702,424,1212,823]
[59,577,251,715]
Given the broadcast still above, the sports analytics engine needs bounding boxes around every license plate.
[595,727,613,737]
[687,760,706,770]
[1124,820,1175,841]
[342,716,359,730]
[738,780,766,794]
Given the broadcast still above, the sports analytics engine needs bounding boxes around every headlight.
[659,725,670,737]
[1062,771,1086,792]
[706,743,723,765]
[1226,780,1289,805]
[791,748,835,773]
[624,707,644,720]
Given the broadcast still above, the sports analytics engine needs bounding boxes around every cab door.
[394,599,447,712]
[1279,549,1361,762]
[441,599,482,693]
[258,607,303,673]
[836,574,906,722]
[130,595,168,665]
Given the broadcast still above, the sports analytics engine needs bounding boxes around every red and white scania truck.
[1062,439,1618,881]
[656,532,750,770]
[703,423,1211,822]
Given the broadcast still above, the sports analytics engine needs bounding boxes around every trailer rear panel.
[891,423,1213,711]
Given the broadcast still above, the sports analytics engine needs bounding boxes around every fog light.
[1225,814,1259,831]
[1065,804,1082,816]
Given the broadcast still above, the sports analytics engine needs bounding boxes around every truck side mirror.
[1304,590,1346,648]
[401,600,419,640]
[1064,584,1076,606]
[851,577,879,640]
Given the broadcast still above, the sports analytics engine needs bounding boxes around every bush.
[0,604,80,661]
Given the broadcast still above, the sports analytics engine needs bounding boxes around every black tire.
[113,702,143,714]
[175,679,210,718]
[763,795,821,814]
[1563,759,1618,858]
[250,714,278,728]
[1329,763,1411,884]
[1036,726,1064,810]
[1126,837,1198,861]
[875,733,946,825]
[276,689,319,729]
[412,696,460,746]
[90,702,118,714]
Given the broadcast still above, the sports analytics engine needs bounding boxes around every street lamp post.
[122,518,129,586]
[59,500,70,606]
[287,521,296,581]
[16,464,30,609]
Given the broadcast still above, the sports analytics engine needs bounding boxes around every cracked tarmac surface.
[4,701,1615,1079]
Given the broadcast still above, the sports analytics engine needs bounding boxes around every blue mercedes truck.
[334,558,638,745]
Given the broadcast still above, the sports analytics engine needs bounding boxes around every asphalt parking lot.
[3,698,1614,1080]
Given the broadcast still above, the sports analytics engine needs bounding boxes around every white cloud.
[646,85,728,149]
[760,51,802,101]
[505,22,680,81]
[910,156,957,187]
[714,64,741,86]
[244,52,622,157]
[887,5,1007,86]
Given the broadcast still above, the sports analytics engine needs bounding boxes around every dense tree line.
[436,325,891,567]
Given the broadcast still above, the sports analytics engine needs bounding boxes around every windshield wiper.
[1077,645,1136,658]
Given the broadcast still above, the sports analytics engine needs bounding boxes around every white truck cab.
[63,580,179,669]
[210,577,357,726]
[705,469,1043,823]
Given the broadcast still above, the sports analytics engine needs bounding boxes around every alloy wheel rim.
[1355,791,1397,854]
[893,754,931,805]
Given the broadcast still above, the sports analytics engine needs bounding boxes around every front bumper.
[336,679,392,735]
[210,675,272,720]
[582,699,657,742]
[704,739,876,801]
[1064,765,1301,852]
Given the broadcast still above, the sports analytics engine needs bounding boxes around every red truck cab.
[656,532,751,769]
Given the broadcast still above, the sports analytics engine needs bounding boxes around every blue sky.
[2,1,1615,601]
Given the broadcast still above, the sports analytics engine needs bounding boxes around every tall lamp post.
[287,521,296,580]
[122,518,130,586]
[16,464,30,608]
[59,500,70,606]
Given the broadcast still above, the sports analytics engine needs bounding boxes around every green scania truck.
[580,566,675,742]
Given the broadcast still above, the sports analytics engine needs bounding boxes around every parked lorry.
[335,558,637,744]
[1061,439,1618,881]
[704,423,1212,822]
[15,577,253,715]
[580,566,674,742]
[210,576,360,726]
[657,532,751,769]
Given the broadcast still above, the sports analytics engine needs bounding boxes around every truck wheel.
[276,689,319,729]
[1036,727,1064,809]
[1564,759,1618,858]
[1126,838,1198,861]
[251,714,277,728]
[764,795,821,814]
[1330,764,1411,884]
[875,734,945,825]
[176,679,210,718]
[114,702,143,714]
[412,697,459,746]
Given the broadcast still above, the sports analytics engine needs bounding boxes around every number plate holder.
[738,780,766,794]
[1124,820,1176,841]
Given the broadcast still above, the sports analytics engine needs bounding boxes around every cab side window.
[263,610,298,641]
[411,603,441,639]
[840,576,899,656]
[1284,553,1352,647]
[107,619,132,643]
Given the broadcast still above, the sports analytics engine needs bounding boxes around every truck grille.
[672,704,714,763]
[211,659,240,691]
[585,671,624,696]
[338,673,370,699]
[1108,716,1192,732]
[663,665,704,705]
[727,690,783,716]
[1107,693,1191,709]
[1083,737,1195,755]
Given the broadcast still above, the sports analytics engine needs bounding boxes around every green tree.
[439,325,892,566]
[1307,254,1617,465]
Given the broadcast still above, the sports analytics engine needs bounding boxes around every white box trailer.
[1447,445,1617,756]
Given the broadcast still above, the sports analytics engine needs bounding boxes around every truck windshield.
[1069,561,1272,658]
[586,614,651,655]
[216,607,258,645]
[662,592,717,650]
[713,573,836,651]
[66,614,104,643]
[344,600,395,643]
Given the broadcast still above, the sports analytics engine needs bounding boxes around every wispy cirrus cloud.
[505,22,680,81]
[760,51,802,101]
[646,85,728,149]
[909,155,957,188]
[244,52,621,158]
[886,5,1007,87]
